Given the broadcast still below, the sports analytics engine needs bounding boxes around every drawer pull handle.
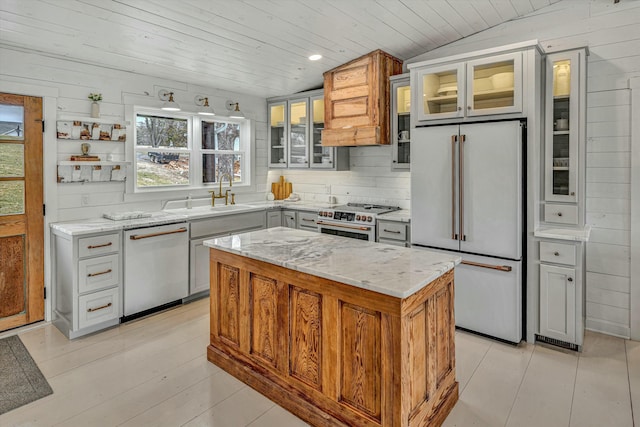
[556,212,563,217]
[129,227,187,240]
[383,229,402,234]
[567,277,573,282]
[87,269,112,277]
[302,218,315,222]
[87,302,112,313]
[461,260,512,272]
[87,242,113,249]
[554,252,560,256]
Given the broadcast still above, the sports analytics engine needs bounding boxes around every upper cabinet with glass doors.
[544,49,587,206]
[267,89,348,170]
[410,49,525,122]
[390,74,411,170]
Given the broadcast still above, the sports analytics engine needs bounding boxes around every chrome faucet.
[208,173,235,206]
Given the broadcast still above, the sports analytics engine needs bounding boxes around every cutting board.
[271,176,292,200]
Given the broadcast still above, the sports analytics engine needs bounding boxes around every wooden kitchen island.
[204,227,461,427]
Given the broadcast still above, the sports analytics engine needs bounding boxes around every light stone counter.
[378,209,411,223]
[204,226,460,298]
[534,225,591,242]
[50,212,188,236]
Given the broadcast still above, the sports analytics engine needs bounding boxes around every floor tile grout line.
[179,383,250,426]
[502,342,536,427]
[53,339,211,427]
[457,335,492,395]
[41,313,210,380]
[244,402,277,427]
[625,340,636,427]
[568,345,583,427]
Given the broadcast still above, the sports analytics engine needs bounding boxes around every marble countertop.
[534,225,591,242]
[378,209,411,223]
[204,227,460,299]
[50,212,188,236]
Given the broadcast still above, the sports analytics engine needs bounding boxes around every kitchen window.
[133,110,251,191]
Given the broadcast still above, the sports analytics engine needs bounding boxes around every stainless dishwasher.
[123,222,189,319]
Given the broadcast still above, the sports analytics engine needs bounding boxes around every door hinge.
[42,120,45,133]
[44,287,47,299]
[43,204,46,216]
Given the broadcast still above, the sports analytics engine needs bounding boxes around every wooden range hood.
[321,49,403,146]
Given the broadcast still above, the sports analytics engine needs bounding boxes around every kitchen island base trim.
[207,247,458,427]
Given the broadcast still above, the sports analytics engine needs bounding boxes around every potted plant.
[88,93,102,118]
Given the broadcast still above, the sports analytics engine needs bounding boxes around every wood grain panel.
[250,274,278,365]
[436,285,454,386]
[408,305,427,410]
[0,235,25,317]
[332,96,369,119]
[218,263,240,346]
[332,64,369,89]
[290,286,322,389]
[340,303,381,421]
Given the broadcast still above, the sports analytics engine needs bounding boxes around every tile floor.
[0,298,637,427]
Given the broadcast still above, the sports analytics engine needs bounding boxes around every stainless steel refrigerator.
[411,120,524,343]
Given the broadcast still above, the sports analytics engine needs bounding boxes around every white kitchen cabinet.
[297,211,318,231]
[267,90,348,170]
[377,219,411,247]
[408,43,538,124]
[390,74,411,169]
[544,49,587,209]
[282,210,297,228]
[189,211,265,296]
[52,229,122,339]
[266,210,282,228]
[538,238,585,350]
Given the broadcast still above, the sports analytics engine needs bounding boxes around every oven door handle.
[317,221,372,231]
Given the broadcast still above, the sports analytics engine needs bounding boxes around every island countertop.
[204,226,461,299]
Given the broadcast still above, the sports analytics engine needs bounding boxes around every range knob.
[367,216,373,222]
[328,212,333,218]
[356,215,361,221]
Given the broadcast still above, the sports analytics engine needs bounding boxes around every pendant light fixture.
[226,100,245,118]
[195,95,216,116]
[158,90,181,111]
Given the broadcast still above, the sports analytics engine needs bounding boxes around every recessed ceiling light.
[308,54,322,61]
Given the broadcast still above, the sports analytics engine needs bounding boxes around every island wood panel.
[208,248,457,427]
[216,264,240,347]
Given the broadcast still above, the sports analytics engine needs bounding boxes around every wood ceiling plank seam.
[529,0,552,10]
[251,0,377,61]
[395,0,451,46]
[321,0,416,56]
[509,0,535,17]
[447,1,490,33]
[0,10,80,37]
[426,1,476,38]
[75,0,317,73]
[469,2,504,28]
[369,0,441,51]
[489,0,520,22]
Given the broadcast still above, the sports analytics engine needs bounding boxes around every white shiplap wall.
[405,0,638,338]
[0,46,271,224]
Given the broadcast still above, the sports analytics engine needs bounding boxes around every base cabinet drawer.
[78,287,120,329]
[544,204,578,225]
[539,241,576,266]
[78,233,120,258]
[297,211,318,230]
[78,253,120,293]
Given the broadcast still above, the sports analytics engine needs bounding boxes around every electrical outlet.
[81,194,89,206]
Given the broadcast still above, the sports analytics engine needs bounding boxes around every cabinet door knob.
[554,251,560,256]
[467,106,471,110]
[571,192,575,196]
[557,212,563,217]
[457,106,462,111]
[567,277,573,282]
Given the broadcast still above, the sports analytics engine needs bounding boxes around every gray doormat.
[0,335,53,414]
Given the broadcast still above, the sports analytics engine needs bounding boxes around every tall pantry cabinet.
[536,48,589,350]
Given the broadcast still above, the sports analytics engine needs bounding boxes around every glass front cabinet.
[411,51,523,122]
[268,90,348,170]
[544,50,586,205]
[390,74,411,170]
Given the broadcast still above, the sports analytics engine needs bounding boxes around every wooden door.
[0,93,44,332]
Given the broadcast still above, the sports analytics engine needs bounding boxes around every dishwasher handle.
[129,227,188,240]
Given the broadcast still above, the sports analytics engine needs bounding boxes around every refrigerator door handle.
[459,134,466,241]
[451,135,458,240]
[461,260,513,272]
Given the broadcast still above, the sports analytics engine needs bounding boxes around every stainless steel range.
[317,203,400,241]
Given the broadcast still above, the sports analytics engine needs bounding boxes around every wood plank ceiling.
[0,0,560,98]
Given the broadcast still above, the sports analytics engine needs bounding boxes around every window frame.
[131,106,253,194]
